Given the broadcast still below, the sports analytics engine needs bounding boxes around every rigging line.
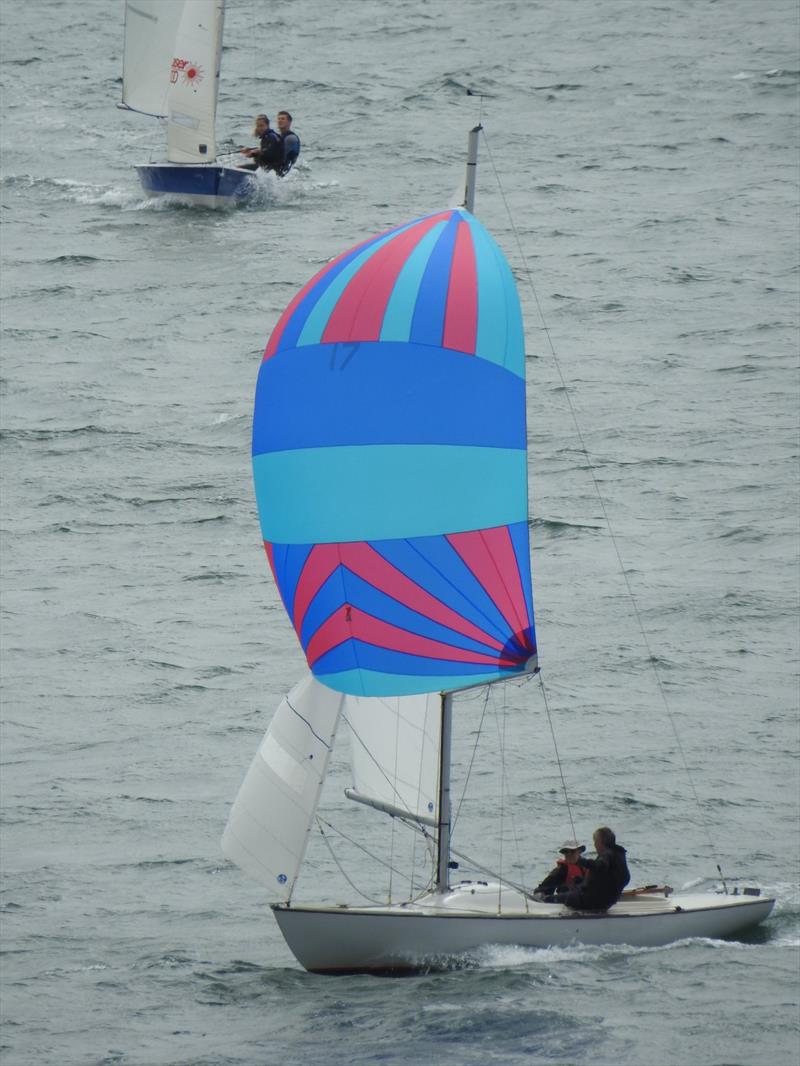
[388,702,402,902]
[315,818,386,905]
[315,815,427,904]
[403,809,533,902]
[344,711,421,824]
[496,682,529,884]
[374,807,536,903]
[451,683,492,834]
[479,127,724,870]
[448,843,535,904]
[538,672,577,841]
[412,697,437,889]
[496,684,507,908]
[490,683,533,899]
[466,87,485,125]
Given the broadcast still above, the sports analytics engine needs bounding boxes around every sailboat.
[222,129,775,973]
[120,0,254,208]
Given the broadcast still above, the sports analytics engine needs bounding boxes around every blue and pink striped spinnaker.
[253,208,537,697]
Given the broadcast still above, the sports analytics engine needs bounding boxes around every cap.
[559,840,586,855]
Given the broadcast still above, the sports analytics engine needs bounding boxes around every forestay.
[221,675,344,897]
[252,208,538,698]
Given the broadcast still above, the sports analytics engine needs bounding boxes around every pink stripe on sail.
[263,540,277,578]
[338,542,503,651]
[321,212,451,344]
[442,220,478,354]
[292,544,342,633]
[447,527,531,643]
[305,606,522,669]
[263,222,407,359]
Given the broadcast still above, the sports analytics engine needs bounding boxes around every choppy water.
[1,1,798,1064]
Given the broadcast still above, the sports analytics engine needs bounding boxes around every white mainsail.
[221,675,344,899]
[166,0,224,163]
[121,0,184,118]
[344,694,440,827]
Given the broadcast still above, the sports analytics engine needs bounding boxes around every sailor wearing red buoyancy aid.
[533,840,588,901]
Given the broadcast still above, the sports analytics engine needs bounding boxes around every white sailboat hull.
[271,884,774,973]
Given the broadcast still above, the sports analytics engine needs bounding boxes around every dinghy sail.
[223,132,775,973]
[121,1,184,119]
[120,0,254,207]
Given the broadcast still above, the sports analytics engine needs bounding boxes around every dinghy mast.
[463,123,482,214]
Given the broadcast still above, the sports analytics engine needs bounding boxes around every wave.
[0,173,142,208]
[530,517,603,537]
[0,425,140,442]
[614,794,662,810]
[182,571,241,582]
[44,254,103,265]
[458,934,772,973]
[0,169,321,213]
[717,526,764,544]
[532,83,584,92]
[666,268,714,283]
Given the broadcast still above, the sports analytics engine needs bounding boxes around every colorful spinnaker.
[252,208,537,697]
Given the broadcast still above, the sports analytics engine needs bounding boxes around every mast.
[434,124,478,890]
[463,124,482,214]
[435,691,453,893]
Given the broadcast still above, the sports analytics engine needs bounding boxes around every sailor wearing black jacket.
[239,114,282,171]
[275,110,301,176]
[563,826,630,911]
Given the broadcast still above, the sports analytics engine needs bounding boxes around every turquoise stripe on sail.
[379,221,448,342]
[253,444,527,543]
[494,235,525,376]
[297,221,418,348]
[466,216,525,377]
[318,666,533,698]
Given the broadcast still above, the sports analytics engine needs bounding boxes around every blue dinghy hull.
[136,163,256,208]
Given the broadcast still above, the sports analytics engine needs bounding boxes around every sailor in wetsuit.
[275,110,301,176]
[239,114,283,171]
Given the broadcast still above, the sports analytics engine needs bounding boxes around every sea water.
[1,1,798,1064]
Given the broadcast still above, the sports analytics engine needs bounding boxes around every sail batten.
[253,208,536,698]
